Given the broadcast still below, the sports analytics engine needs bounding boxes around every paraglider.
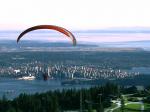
[17,25,76,46]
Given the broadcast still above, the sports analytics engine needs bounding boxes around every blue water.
[129,67,150,74]
[0,78,91,100]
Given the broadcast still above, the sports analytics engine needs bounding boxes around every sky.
[0,0,150,30]
[1,0,150,42]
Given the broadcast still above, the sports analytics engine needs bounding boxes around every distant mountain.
[0,40,98,48]
[0,40,149,52]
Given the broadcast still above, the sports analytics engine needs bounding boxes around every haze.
[0,0,150,30]
[0,0,150,42]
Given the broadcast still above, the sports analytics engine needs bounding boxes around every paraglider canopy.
[17,25,76,46]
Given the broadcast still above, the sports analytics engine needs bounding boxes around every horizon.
[1,0,150,43]
[0,29,150,43]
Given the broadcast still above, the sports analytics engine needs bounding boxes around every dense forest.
[0,82,149,112]
[0,82,120,112]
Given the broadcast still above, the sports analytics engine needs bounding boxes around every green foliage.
[0,83,120,112]
[127,97,139,102]
[120,96,125,112]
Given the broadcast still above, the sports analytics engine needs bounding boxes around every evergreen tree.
[121,95,125,112]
